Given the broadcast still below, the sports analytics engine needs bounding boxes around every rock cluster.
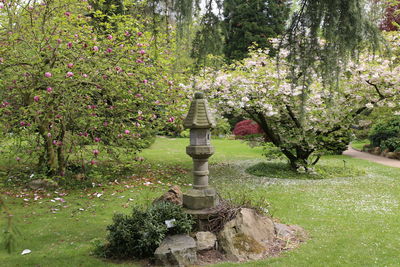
[153,207,306,266]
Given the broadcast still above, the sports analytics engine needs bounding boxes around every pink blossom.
[64,12,71,17]
[0,58,4,63]
[124,130,130,134]
[52,140,57,145]
[106,48,113,53]
[67,42,73,48]
[135,94,142,98]
[0,3,4,9]
[143,79,148,84]
[103,122,108,127]
[67,63,74,68]
[167,117,175,123]
[92,149,99,156]
[94,137,101,142]
[20,121,26,126]
[136,59,143,63]
[45,72,52,78]
[119,44,124,48]
[82,74,88,78]
[57,39,62,44]
[16,157,21,162]
[115,66,122,72]
[1,101,10,107]
[137,43,143,47]
[74,34,79,38]
[168,81,173,86]
[93,46,99,52]
[125,31,131,36]
[139,50,146,55]
[107,35,113,40]
[90,160,96,165]
[47,132,52,137]
[66,72,74,77]
[127,73,134,76]
[33,96,40,102]
[137,32,143,37]
[46,87,53,93]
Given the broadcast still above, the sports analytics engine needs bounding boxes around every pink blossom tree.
[0,0,187,176]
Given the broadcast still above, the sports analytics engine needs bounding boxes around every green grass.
[1,137,400,267]
[351,139,370,151]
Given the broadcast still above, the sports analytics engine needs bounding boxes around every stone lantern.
[182,92,218,211]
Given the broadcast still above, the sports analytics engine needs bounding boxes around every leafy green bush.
[94,202,194,259]
[369,117,400,148]
[381,137,400,152]
[316,129,351,155]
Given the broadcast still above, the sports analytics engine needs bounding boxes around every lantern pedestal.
[183,188,218,210]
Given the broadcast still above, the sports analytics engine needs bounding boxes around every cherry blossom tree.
[195,34,400,171]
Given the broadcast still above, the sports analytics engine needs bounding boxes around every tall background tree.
[223,0,290,61]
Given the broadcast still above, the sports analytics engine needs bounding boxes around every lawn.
[351,139,370,151]
[1,137,399,267]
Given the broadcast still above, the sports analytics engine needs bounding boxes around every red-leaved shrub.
[233,120,264,136]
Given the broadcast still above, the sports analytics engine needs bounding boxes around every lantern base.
[183,188,218,210]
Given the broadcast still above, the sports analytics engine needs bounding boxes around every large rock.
[274,223,307,241]
[196,231,217,251]
[218,208,275,261]
[154,234,197,267]
[153,185,183,206]
[386,152,398,159]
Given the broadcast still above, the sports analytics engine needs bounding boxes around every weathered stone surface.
[372,147,381,155]
[28,179,58,190]
[153,185,183,206]
[196,231,217,251]
[362,144,372,152]
[218,208,275,261]
[386,152,398,159]
[183,188,218,210]
[154,235,197,267]
[274,223,307,241]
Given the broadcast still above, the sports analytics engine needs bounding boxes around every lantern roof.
[183,92,216,129]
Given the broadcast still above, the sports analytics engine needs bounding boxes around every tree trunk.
[57,121,66,176]
[38,122,57,175]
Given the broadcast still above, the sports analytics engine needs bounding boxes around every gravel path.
[343,147,400,168]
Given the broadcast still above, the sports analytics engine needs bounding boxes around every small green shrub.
[316,129,351,155]
[369,117,400,148]
[381,137,400,152]
[94,202,194,259]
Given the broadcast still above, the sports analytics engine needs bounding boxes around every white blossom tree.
[195,33,400,171]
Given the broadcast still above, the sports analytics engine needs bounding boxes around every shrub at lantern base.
[94,202,194,259]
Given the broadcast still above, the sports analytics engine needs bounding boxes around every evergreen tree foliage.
[223,0,290,61]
